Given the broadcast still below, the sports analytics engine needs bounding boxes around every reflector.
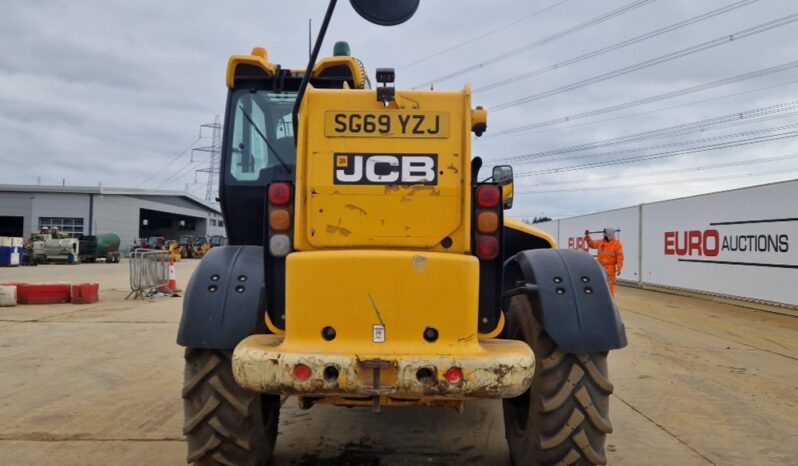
[476,236,499,260]
[294,364,312,381]
[445,367,463,384]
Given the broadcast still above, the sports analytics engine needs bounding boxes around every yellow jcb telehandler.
[177,2,627,465]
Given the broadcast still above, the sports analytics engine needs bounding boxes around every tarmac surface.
[0,260,796,465]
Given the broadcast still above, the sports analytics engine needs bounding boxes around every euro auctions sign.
[664,225,790,261]
[536,181,798,306]
[643,181,798,306]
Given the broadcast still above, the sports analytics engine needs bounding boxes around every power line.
[411,0,656,89]
[515,120,798,169]
[504,77,798,137]
[399,0,570,70]
[154,158,203,190]
[516,166,798,194]
[490,13,798,111]
[492,100,798,164]
[475,0,757,94]
[517,130,798,176]
[489,60,798,137]
[134,135,200,188]
[494,105,798,168]
[517,153,798,187]
[534,106,798,148]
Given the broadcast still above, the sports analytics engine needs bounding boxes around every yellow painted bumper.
[233,335,534,398]
[232,250,534,399]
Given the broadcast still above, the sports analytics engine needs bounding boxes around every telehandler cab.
[177,1,627,464]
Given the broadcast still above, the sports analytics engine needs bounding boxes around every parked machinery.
[146,236,167,250]
[162,240,184,262]
[179,235,195,258]
[191,236,212,259]
[208,235,227,247]
[78,233,121,263]
[31,227,79,264]
[130,236,166,252]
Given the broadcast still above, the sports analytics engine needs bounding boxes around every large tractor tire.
[182,349,280,466]
[503,296,614,466]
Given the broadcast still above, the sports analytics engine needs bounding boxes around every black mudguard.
[176,245,267,349]
[507,249,627,353]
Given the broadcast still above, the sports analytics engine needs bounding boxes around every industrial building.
[0,184,225,252]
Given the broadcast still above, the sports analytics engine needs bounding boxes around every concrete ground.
[0,260,796,465]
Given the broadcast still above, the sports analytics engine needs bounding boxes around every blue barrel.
[0,246,20,267]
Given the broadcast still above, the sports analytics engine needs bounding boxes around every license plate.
[324,111,449,138]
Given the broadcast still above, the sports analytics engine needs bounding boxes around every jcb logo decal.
[333,154,437,185]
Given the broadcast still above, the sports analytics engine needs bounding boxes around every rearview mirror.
[492,165,514,210]
[492,165,513,186]
[350,0,420,26]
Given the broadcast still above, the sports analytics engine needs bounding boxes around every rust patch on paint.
[345,204,368,216]
[326,223,352,236]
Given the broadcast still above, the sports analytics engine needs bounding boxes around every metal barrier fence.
[126,249,172,300]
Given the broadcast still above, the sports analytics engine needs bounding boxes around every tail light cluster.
[474,185,501,260]
[473,183,504,335]
[268,182,294,257]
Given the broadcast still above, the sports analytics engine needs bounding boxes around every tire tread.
[183,349,279,466]
[503,296,614,466]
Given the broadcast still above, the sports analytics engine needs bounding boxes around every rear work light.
[269,234,292,257]
[476,236,499,260]
[268,183,292,206]
[476,185,500,208]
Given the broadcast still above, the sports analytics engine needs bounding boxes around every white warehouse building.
[0,184,226,252]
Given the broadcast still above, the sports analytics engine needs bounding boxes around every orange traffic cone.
[167,257,180,292]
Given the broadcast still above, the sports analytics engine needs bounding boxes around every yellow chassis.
[232,250,534,406]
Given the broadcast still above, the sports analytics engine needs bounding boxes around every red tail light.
[476,236,499,260]
[268,183,292,206]
[445,367,463,384]
[293,364,312,381]
[476,185,500,208]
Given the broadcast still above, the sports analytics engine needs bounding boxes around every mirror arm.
[292,0,338,147]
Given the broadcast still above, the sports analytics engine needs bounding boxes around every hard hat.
[603,228,616,240]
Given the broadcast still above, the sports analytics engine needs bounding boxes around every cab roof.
[226,47,368,89]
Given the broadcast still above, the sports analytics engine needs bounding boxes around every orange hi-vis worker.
[584,228,624,296]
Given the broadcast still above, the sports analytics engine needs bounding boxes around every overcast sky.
[1,0,796,219]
